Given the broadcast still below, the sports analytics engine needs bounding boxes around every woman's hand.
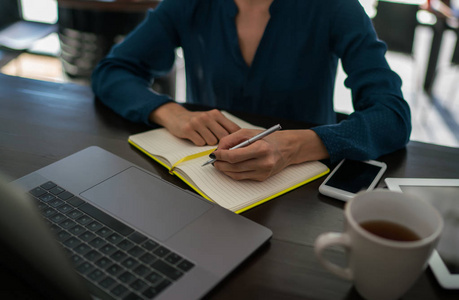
[212,128,329,181]
[149,102,240,145]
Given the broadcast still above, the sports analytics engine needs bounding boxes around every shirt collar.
[223,0,281,18]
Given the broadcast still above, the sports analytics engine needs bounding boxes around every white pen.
[202,124,282,167]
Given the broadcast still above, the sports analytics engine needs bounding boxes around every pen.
[202,124,282,167]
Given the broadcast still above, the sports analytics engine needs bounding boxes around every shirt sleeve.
[91,0,183,125]
[312,0,412,164]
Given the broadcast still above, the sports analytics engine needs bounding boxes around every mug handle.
[314,232,353,280]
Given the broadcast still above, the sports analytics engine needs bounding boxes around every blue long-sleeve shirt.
[92,0,411,163]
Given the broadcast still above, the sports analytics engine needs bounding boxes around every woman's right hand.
[149,102,240,146]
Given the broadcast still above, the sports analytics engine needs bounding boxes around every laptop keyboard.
[29,181,195,299]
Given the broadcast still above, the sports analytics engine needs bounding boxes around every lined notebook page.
[220,111,263,130]
[176,156,329,211]
[128,111,329,212]
[128,111,263,167]
[129,128,215,166]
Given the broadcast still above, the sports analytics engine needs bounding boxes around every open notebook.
[128,112,329,213]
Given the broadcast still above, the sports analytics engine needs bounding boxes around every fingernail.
[209,152,216,159]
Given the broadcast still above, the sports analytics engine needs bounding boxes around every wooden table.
[1,74,459,299]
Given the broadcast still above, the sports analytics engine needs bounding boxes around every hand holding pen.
[202,124,282,166]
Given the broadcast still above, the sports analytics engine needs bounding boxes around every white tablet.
[385,178,459,289]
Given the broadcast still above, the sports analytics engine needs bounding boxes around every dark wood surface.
[1,73,459,299]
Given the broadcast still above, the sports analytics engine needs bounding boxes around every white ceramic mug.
[315,189,443,300]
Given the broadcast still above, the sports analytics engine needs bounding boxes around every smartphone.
[319,159,387,202]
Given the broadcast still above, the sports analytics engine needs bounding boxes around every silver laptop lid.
[8,146,272,299]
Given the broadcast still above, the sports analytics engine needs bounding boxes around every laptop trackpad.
[81,167,212,241]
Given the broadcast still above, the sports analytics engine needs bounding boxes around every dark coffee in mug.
[359,220,421,242]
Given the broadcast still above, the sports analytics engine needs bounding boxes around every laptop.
[1,146,272,299]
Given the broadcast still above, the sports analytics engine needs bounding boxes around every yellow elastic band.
[170,148,216,174]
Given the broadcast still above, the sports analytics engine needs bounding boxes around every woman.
[92,0,411,181]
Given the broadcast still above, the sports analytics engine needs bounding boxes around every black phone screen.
[326,160,383,193]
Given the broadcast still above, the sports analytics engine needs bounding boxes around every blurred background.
[0,0,458,149]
